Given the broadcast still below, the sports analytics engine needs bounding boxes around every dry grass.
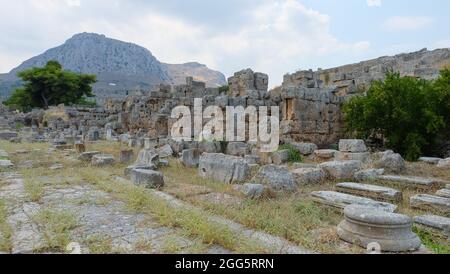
[32,208,78,252]
[24,179,45,203]
[0,199,13,252]
[84,234,115,254]
[162,160,349,254]
[2,140,448,254]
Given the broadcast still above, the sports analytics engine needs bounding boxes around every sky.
[0,0,449,86]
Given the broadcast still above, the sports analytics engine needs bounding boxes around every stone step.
[436,189,450,199]
[410,194,450,215]
[375,175,442,189]
[310,191,397,213]
[336,182,403,203]
[418,157,443,165]
[414,215,450,237]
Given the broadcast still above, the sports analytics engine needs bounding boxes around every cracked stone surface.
[0,171,231,254]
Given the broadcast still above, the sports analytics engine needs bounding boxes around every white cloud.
[0,0,370,86]
[384,16,434,31]
[66,0,81,7]
[367,0,381,7]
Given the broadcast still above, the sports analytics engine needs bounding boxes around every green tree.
[343,70,450,161]
[4,60,96,112]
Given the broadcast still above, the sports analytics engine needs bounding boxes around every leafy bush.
[343,70,450,161]
[278,144,303,163]
[218,85,230,94]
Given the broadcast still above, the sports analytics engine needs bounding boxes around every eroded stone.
[336,182,403,203]
[311,191,397,212]
[338,205,421,252]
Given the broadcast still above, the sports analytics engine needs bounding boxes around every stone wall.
[2,48,449,148]
[279,48,450,146]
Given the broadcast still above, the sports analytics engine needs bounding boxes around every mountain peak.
[0,33,227,98]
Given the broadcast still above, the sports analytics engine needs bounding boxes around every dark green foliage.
[278,144,303,163]
[219,85,230,94]
[343,70,450,161]
[4,61,96,112]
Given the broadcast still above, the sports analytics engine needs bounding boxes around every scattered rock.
[336,182,403,203]
[354,169,385,181]
[92,154,116,167]
[410,194,450,215]
[78,151,101,162]
[244,155,260,165]
[291,163,317,169]
[239,184,265,199]
[159,159,169,167]
[157,144,173,158]
[375,151,406,173]
[198,142,221,154]
[376,175,440,189]
[136,149,160,166]
[181,149,200,168]
[318,160,362,180]
[314,149,338,160]
[124,164,157,177]
[436,189,450,198]
[226,142,249,157]
[339,139,368,153]
[292,168,325,185]
[119,149,134,163]
[419,157,443,165]
[130,169,165,189]
[335,152,370,163]
[437,158,450,168]
[0,130,18,140]
[0,159,14,168]
[272,150,290,165]
[199,153,250,184]
[252,165,297,192]
[291,142,318,156]
[337,205,421,252]
[49,164,64,170]
[414,215,450,238]
[311,191,397,212]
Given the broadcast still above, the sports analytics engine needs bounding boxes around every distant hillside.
[0,32,227,99]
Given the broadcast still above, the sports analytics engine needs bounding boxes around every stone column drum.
[337,205,421,252]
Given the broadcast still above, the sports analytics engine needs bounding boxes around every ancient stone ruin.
[1,48,449,254]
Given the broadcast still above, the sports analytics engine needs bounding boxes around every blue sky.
[0,0,448,86]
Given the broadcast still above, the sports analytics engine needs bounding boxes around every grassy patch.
[0,199,13,252]
[279,144,303,163]
[162,161,350,253]
[413,227,450,254]
[84,234,114,254]
[24,180,45,203]
[32,209,77,252]
[77,168,269,254]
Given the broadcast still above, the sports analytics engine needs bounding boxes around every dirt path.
[0,171,230,254]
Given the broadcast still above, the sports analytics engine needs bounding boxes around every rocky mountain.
[0,33,226,99]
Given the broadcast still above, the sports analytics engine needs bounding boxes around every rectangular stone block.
[336,182,403,203]
[376,175,440,189]
[311,191,397,212]
[410,194,450,215]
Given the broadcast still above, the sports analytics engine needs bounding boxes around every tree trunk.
[40,93,49,109]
